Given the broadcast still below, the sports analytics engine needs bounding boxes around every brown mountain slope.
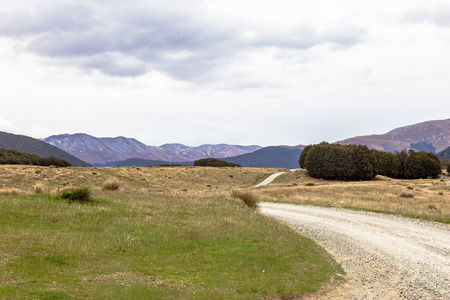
[337,119,450,153]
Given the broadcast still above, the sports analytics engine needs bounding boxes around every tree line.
[0,149,71,167]
[299,142,441,180]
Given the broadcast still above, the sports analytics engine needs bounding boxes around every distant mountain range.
[0,131,91,167]
[43,133,262,166]
[110,146,304,169]
[336,119,450,153]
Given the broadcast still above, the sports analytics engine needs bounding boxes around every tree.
[403,151,441,179]
[193,158,241,167]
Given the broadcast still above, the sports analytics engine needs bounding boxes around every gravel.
[259,203,450,299]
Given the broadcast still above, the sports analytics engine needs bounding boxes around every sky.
[0,0,449,147]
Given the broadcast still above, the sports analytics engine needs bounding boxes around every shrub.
[400,192,414,198]
[447,163,450,175]
[34,184,44,194]
[194,158,241,167]
[60,187,91,202]
[305,182,315,186]
[102,180,120,191]
[231,190,259,210]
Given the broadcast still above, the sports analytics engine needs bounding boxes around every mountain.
[336,119,450,153]
[160,143,262,161]
[0,131,91,167]
[44,134,262,165]
[437,147,450,161]
[113,158,193,167]
[222,146,304,169]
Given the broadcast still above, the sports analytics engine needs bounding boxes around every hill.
[223,146,304,169]
[0,131,90,167]
[0,149,71,167]
[437,147,450,161]
[44,134,261,165]
[113,158,193,167]
[336,119,450,153]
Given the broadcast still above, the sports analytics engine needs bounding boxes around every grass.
[254,169,450,223]
[0,191,342,299]
[231,190,259,210]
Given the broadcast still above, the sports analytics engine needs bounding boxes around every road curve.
[254,172,286,187]
[259,203,450,299]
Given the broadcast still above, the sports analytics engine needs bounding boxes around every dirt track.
[260,203,450,299]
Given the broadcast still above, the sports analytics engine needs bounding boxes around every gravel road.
[259,203,450,299]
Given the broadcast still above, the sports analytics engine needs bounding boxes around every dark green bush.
[404,151,441,179]
[298,145,312,169]
[447,163,450,175]
[60,187,91,202]
[372,150,402,178]
[303,142,375,181]
[194,158,241,167]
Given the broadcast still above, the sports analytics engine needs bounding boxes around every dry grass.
[0,165,282,194]
[253,169,450,222]
[0,188,23,196]
[231,190,259,210]
[33,184,44,194]
[102,180,120,191]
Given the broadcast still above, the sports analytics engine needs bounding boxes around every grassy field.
[0,166,342,299]
[252,169,450,223]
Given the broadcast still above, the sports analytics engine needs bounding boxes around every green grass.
[0,192,342,299]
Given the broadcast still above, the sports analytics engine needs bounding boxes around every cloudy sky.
[0,0,449,147]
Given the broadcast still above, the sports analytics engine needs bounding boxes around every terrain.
[0,131,90,167]
[0,165,449,298]
[337,119,450,153]
[0,166,340,299]
[260,203,450,299]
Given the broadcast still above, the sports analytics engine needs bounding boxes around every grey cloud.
[0,2,365,80]
[403,6,450,27]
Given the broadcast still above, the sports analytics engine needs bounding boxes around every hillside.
[0,149,71,167]
[113,158,193,167]
[0,132,90,167]
[223,146,303,169]
[336,119,450,153]
[44,134,261,165]
[437,147,450,161]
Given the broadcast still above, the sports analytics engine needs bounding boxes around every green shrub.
[60,187,91,202]
[231,190,259,210]
[194,158,241,167]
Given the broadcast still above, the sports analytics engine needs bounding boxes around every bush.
[194,158,241,167]
[372,150,402,178]
[303,142,375,181]
[298,145,312,169]
[60,187,91,202]
[34,184,44,194]
[102,180,120,191]
[403,151,441,179]
[400,192,414,198]
[231,190,259,210]
[447,163,450,175]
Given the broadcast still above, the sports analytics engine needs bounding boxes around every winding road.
[260,203,450,299]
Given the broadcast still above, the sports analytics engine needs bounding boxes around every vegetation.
[447,163,450,175]
[194,158,241,167]
[231,190,259,210]
[300,143,442,180]
[102,180,121,191]
[0,186,341,298]
[60,187,92,202]
[302,142,375,181]
[0,131,91,167]
[255,169,450,223]
[0,149,71,167]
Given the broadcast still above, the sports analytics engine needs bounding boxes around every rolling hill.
[0,131,91,167]
[336,119,450,153]
[222,146,304,169]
